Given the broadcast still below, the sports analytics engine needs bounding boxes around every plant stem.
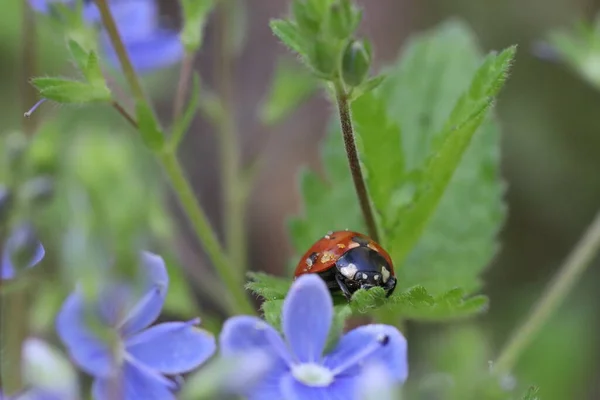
[95,0,254,315]
[215,0,246,273]
[333,81,379,242]
[158,151,254,315]
[172,52,195,123]
[494,210,600,375]
[94,0,146,103]
[21,2,37,136]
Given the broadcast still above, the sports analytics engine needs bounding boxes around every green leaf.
[270,19,308,57]
[246,272,291,300]
[543,15,600,90]
[349,74,386,101]
[522,387,541,400]
[135,101,165,150]
[352,92,404,228]
[287,119,364,260]
[83,50,104,86]
[67,39,88,72]
[31,77,111,103]
[260,57,318,126]
[180,0,215,52]
[373,21,514,295]
[262,299,284,330]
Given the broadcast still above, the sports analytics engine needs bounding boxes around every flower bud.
[341,39,372,87]
[327,0,356,39]
[312,38,340,78]
[7,224,40,270]
[293,0,321,35]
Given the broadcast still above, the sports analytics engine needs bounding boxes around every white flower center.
[291,363,334,387]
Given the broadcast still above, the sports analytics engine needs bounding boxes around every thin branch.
[172,52,195,124]
[494,210,600,375]
[111,101,138,130]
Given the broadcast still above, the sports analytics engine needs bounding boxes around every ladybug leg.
[384,276,397,298]
[335,273,353,301]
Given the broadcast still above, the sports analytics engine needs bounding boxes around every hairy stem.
[172,52,195,124]
[112,101,138,129]
[494,210,600,375]
[159,151,254,315]
[215,0,246,273]
[333,81,379,242]
[94,0,147,103]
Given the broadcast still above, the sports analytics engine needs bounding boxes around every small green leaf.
[180,0,215,52]
[31,77,110,103]
[135,101,165,150]
[270,19,307,57]
[350,74,386,101]
[262,299,284,330]
[350,287,387,314]
[83,50,104,86]
[68,39,88,71]
[260,57,318,126]
[387,286,488,321]
[246,272,291,300]
[522,387,541,400]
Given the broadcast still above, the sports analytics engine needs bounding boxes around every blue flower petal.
[324,324,408,383]
[246,362,289,400]
[14,389,67,400]
[125,319,215,374]
[1,230,45,280]
[118,252,169,336]
[280,373,355,400]
[55,291,114,378]
[283,274,333,363]
[217,351,275,396]
[357,363,396,400]
[91,361,177,400]
[102,31,184,74]
[110,0,159,42]
[220,316,292,365]
[97,284,134,327]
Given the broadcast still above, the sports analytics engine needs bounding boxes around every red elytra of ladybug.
[294,230,397,300]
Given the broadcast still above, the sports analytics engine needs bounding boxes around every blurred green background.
[3,0,600,398]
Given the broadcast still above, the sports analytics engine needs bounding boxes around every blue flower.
[220,274,409,400]
[0,225,45,280]
[0,389,65,400]
[56,252,216,400]
[29,0,183,73]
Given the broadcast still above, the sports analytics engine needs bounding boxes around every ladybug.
[294,230,396,300]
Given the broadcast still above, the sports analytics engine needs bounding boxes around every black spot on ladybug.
[305,252,319,269]
[351,236,370,246]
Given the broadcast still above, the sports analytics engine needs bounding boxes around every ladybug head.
[335,246,395,297]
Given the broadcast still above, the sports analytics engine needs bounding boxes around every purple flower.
[0,226,45,280]
[29,0,183,73]
[0,389,64,400]
[56,252,215,400]
[220,274,409,400]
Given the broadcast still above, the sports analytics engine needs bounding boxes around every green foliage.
[287,120,364,254]
[270,0,367,81]
[356,21,513,297]
[285,20,515,321]
[521,387,540,400]
[31,44,110,104]
[260,57,318,126]
[542,15,600,90]
[180,0,215,52]
[246,272,291,300]
[31,77,110,104]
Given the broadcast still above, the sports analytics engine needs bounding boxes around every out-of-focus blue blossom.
[0,226,45,280]
[22,338,80,400]
[29,0,184,73]
[56,252,215,400]
[220,274,409,400]
[0,389,66,400]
